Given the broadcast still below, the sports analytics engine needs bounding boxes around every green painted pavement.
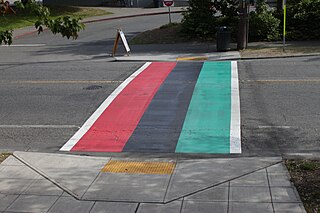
[175,61,231,153]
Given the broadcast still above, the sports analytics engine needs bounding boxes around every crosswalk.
[61,61,241,154]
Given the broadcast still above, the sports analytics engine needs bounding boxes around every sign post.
[283,0,286,52]
[163,0,174,24]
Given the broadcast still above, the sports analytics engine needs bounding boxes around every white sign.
[119,30,130,53]
[112,29,130,56]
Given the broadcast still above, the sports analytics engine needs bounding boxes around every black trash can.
[217,26,231,52]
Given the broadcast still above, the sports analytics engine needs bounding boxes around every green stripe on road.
[175,61,231,153]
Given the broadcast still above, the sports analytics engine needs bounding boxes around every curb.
[83,10,183,24]
[113,52,320,62]
[240,52,320,60]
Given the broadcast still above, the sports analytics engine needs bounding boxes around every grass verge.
[0,153,12,163]
[241,42,320,58]
[0,6,111,31]
[285,160,320,213]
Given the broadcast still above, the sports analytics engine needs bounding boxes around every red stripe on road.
[71,62,177,152]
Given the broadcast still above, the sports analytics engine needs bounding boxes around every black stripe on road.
[123,62,203,153]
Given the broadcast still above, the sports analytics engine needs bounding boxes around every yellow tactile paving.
[101,160,176,174]
[176,56,208,61]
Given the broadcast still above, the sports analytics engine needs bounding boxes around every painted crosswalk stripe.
[60,62,152,151]
[122,62,203,152]
[175,61,241,153]
[61,62,177,152]
[230,61,241,153]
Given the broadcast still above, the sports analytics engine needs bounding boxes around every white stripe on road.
[60,62,152,151]
[0,125,79,129]
[285,153,314,156]
[258,126,292,129]
[230,61,241,153]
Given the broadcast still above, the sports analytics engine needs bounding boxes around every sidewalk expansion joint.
[162,160,283,204]
[12,153,80,200]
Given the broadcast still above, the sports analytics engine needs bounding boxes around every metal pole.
[168,6,172,24]
[283,0,286,52]
[246,2,250,49]
[237,0,249,50]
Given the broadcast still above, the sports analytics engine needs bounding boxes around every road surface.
[0,13,319,158]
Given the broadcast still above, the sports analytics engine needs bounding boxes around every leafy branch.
[0,0,85,45]
[0,30,13,45]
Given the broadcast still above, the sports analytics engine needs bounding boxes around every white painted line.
[0,125,79,129]
[60,62,152,151]
[230,61,241,153]
[258,126,292,129]
[1,44,46,47]
[285,153,314,156]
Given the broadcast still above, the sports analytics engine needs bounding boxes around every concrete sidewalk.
[0,152,306,213]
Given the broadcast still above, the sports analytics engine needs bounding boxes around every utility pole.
[237,0,249,50]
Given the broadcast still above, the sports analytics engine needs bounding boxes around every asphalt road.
[239,57,320,158]
[1,13,183,64]
[0,61,144,152]
[0,14,319,158]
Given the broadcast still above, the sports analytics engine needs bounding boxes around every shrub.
[182,0,240,40]
[249,0,280,41]
[181,0,216,39]
[285,0,320,40]
[213,0,239,17]
[0,30,13,45]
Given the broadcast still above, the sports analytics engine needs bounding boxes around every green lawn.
[0,6,112,31]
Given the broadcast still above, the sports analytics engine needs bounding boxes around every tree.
[0,0,85,45]
[181,0,216,38]
[249,0,280,41]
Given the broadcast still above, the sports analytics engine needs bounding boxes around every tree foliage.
[212,0,238,17]
[181,0,215,39]
[0,30,13,45]
[181,0,239,39]
[249,0,280,41]
[0,0,85,45]
[285,0,320,40]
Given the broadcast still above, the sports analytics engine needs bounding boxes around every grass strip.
[0,153,12,163]
[286,159,320,213]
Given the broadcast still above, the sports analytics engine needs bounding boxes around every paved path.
[0,153,306,213]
